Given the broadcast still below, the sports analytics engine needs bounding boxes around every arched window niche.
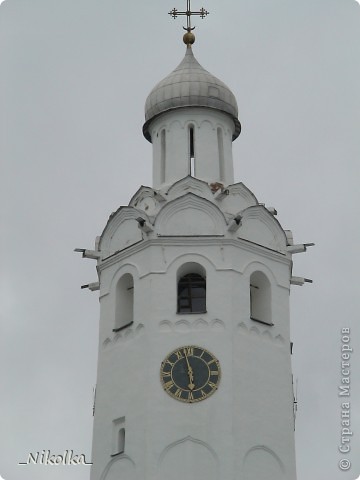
[111,417,126,456]
[114,273,134,332]
[188,124,196,176]
[177,263,206,314]
[250,271,273,326]
[117,428,125,455]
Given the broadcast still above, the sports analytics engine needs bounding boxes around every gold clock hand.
[184,352,191,370]
[185,353,195,390]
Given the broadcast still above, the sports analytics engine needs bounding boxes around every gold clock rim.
[160,345,221,403]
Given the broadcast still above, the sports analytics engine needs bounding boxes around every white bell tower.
[79,6,312,480]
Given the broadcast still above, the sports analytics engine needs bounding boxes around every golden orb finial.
[183,30,195,46]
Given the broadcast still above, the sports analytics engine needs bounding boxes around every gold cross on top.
[169,0,209,32]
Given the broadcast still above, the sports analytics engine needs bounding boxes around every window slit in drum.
[217,127,225,181]
[161,129,166,183]
[189,126,195,176]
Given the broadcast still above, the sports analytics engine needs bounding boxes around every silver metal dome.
[143,47,241,142]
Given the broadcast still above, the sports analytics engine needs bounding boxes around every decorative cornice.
[98,236,291,273]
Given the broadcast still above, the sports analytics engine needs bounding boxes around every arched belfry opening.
[250,271,272,325]
[115,273,134,331]
[177,273,206,313]
[177,263,206,314]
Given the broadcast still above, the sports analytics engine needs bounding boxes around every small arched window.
[114,273,134,332]
[250,271,272,325]
[112,417,125,456]
[117,428,125,454]
[177,273,206,313]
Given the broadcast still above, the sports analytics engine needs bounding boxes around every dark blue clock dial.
[160,346,221,403]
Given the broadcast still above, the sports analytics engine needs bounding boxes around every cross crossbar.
[169,0,209,31]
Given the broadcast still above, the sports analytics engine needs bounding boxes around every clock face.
[160,345,221,403]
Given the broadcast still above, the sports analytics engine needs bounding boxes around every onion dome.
[143,47,241,142]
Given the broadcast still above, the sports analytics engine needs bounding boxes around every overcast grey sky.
[1,1,359,479]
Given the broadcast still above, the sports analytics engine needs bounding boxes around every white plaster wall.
[90,239,296,480]
[149,108,235,189]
